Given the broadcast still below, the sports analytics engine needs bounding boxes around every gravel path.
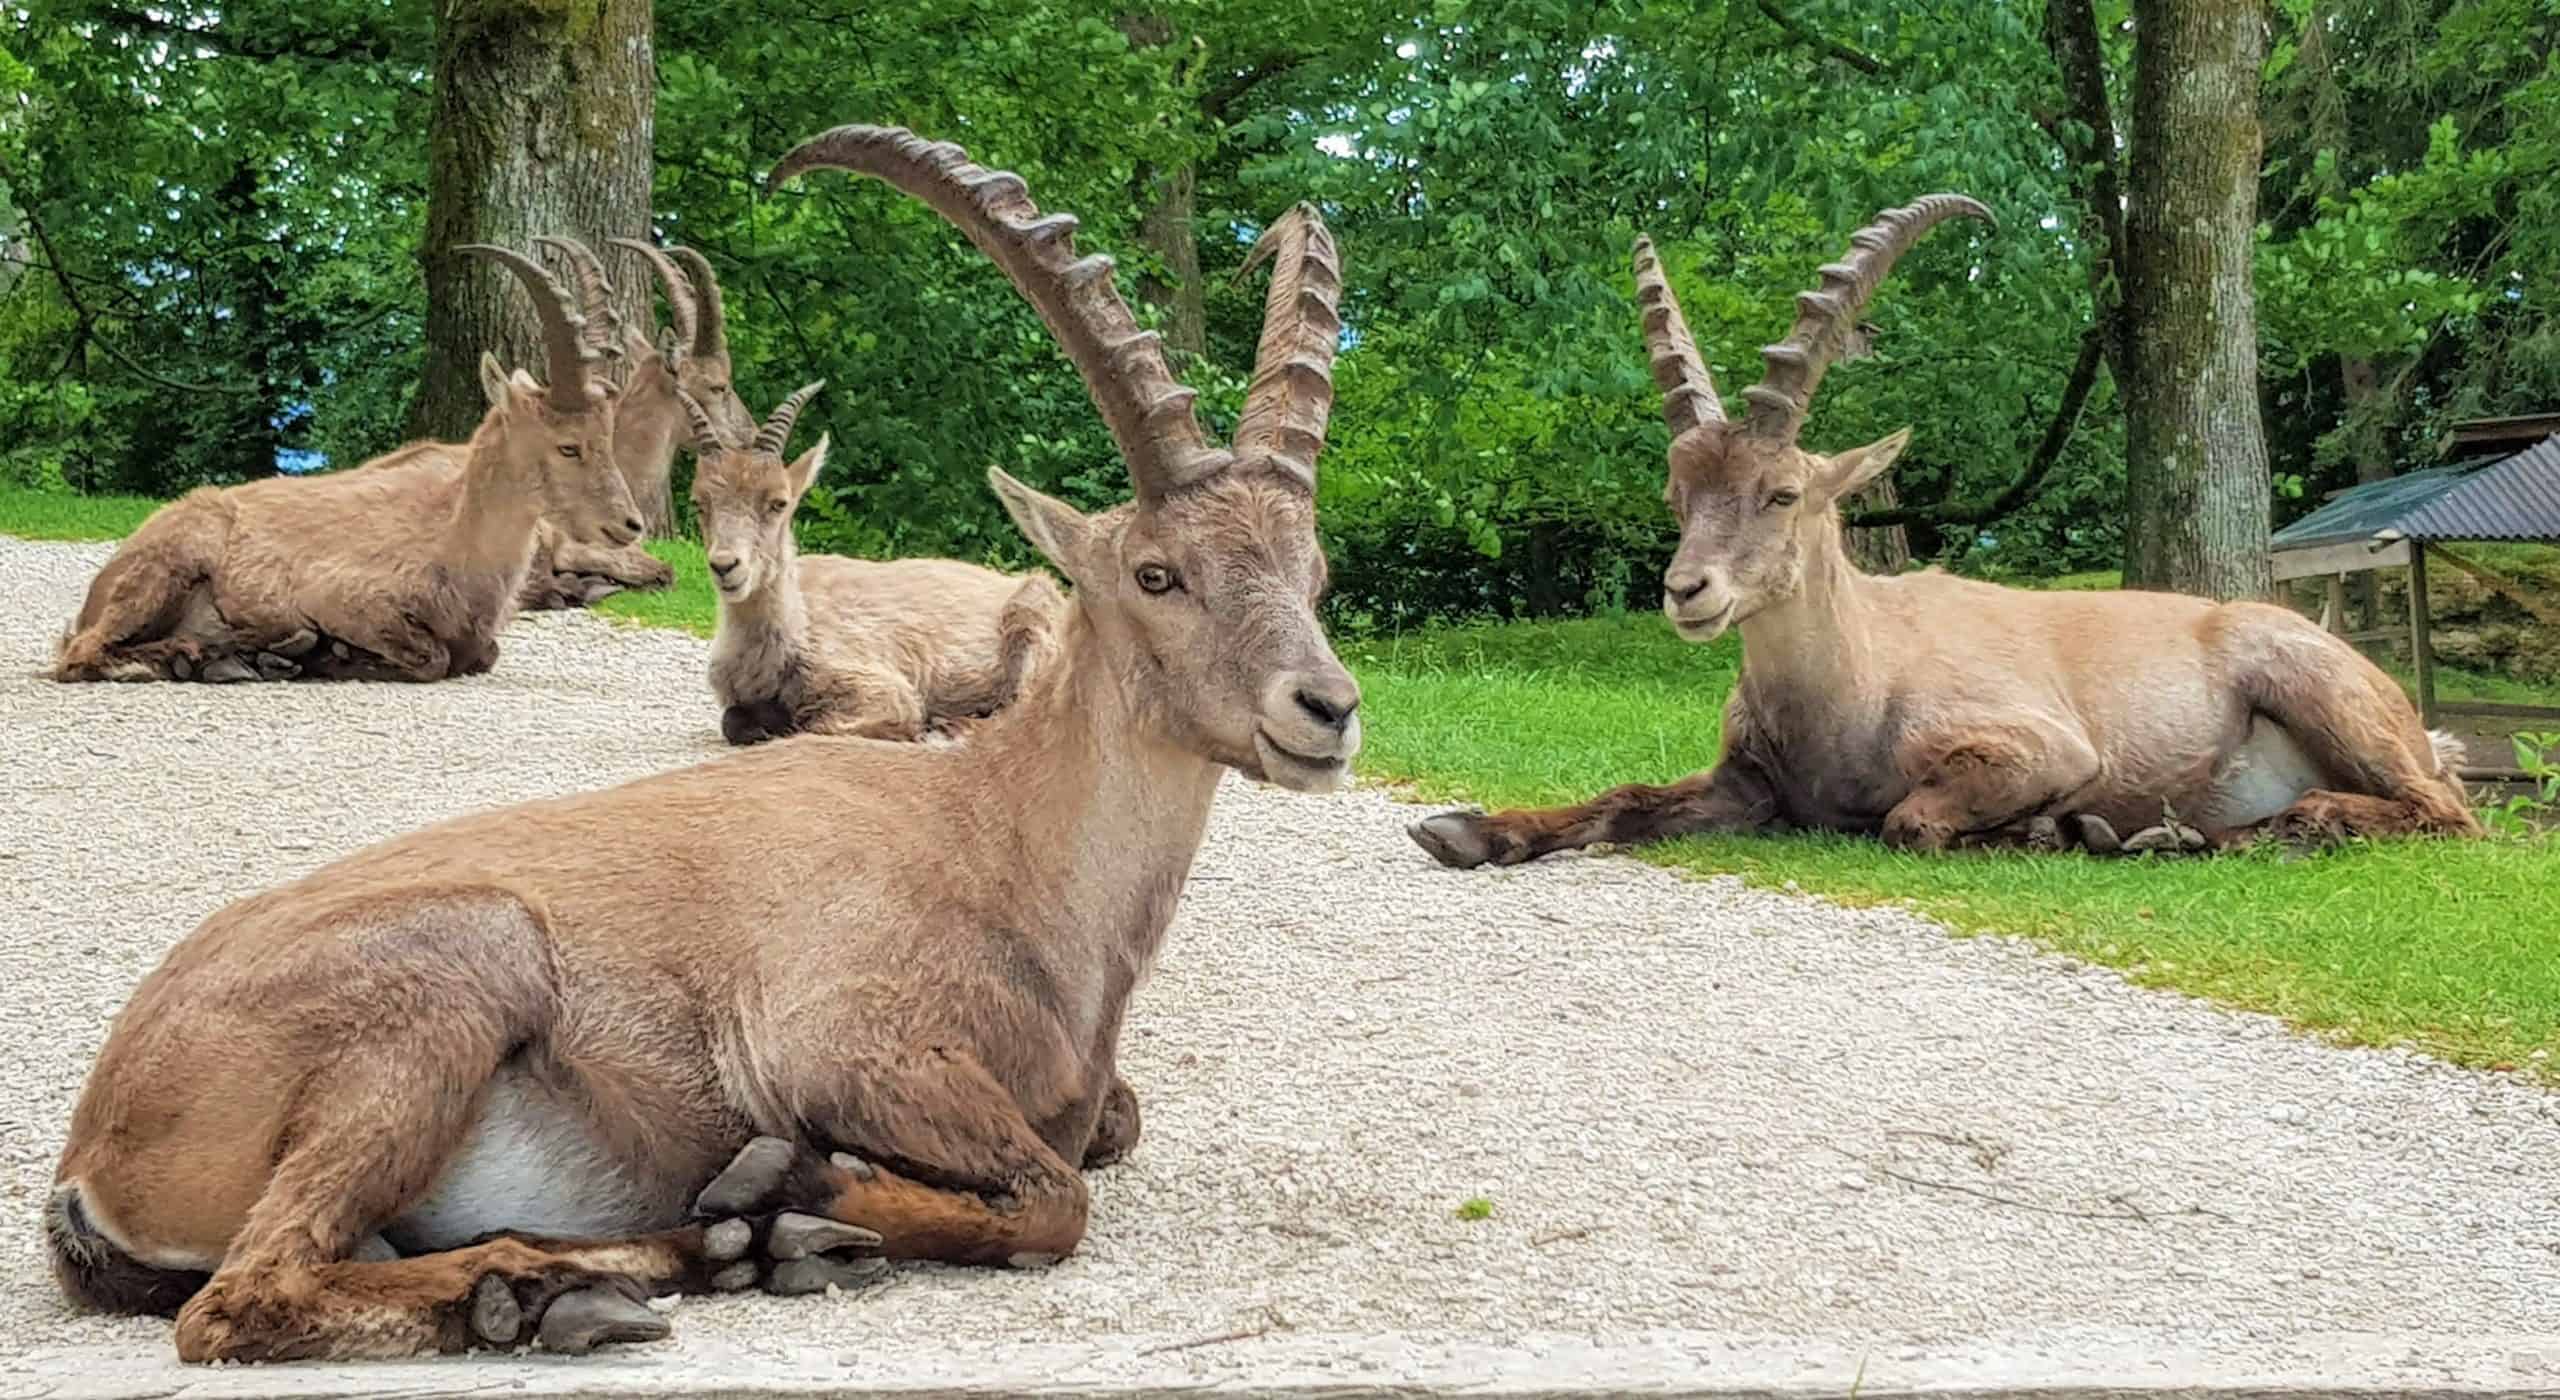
[5,534,2559,1397]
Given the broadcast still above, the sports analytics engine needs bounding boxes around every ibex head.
[1633,196,1991,641]
[772,129,1359,791]
[458,243,646,547]
[686,380,826,603]
[608,238,757,453]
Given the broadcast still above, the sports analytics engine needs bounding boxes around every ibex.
[688,382,1053,745]
[613,237,757,536]
[46,126,1358,1363]
[379,237,720,613]
[1409,198,2481,869]
[51,246,641,684]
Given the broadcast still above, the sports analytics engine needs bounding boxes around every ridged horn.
[768,123,1230,501]
[669,247,728,360]
[531,236,625,364]
[608,236,699,354]
[458,243,597,410]
[754,380,825,455]
[674,387,726,454]
[1228,203,1343,492]
[1741,194,1994,441]
[1630,236,1724,439]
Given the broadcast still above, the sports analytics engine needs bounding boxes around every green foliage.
[5,0,2558,616]
[2482,731,2560,837]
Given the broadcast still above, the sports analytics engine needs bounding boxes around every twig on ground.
[1137,1306,1290,1356]
[1532,1225,1598,1246]
[1877,1165,2229,1223]
[1886,1127,2007,1171]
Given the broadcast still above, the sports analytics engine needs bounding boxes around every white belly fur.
[2202,717,2324,830]
[385,1070,662,1254]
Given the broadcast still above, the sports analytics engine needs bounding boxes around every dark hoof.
[271,627,321,658]
[2072,814,2124,854]
[765,1254,888,1297]
[168,653,193,681]
[1409,811,1494,869]
[2123,822,2207,855]
[469,1275,523,1345]
[696,1136,799,1217]
[535,1286,669,1354]
[199,655,259,684]
[767,1211,882,1260]
[829,1151,877,1181]
[709,1261,758,1292]
[253,652,302,680]
[2023,815,2062,851]
[574,575,626,605]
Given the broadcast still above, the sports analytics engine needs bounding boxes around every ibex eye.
[1767,489,1801,509]
[766,499,788,517]
[1135,564,1176,594]
[557,444,581,459]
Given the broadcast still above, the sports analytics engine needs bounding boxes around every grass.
[10,484,2559,1074]
[1348,614,2560,1076]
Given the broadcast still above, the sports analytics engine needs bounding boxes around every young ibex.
[47,126,1357,1363]
[1409,199,2480,869]
[51,246,640,684]
[688,383,1053,744]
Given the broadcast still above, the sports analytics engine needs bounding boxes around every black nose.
[623,516,646,537]
[709,557,738,579]
[1295,685,1357,729]
[1666,574,1709,604]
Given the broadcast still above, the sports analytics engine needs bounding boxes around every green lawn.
[10,484,2558,1075]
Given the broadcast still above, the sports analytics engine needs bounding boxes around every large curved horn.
[769,124,1229,501]
[609,237,698,352]
[458,243,595,409]
[1631,236,1724,439]
[754,380,825,455]
[1740,194,1994,441]
[1228,203,1342,491]
[669,247,729,360]
[532,236,624,363]
[674,387,726,453]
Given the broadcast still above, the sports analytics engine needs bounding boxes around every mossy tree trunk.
[2120,0,2272,601]
[411,0,654,442]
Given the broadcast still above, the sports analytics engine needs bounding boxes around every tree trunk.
[411,0,655,443]
[2120,0,2272,601]
[1842,477,1912,573]
[2340,354,2387,637]
[1116,13,1206,358]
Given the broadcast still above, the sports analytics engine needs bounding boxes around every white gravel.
[5,534,2559,1396]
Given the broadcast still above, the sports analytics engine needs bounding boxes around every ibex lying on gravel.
[47,125,1358,1363]
[613,237,757,536]
[51,246,641,684]
[690,383,1055,744]
[1409,198,2480,869]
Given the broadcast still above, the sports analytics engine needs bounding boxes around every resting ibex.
[1409,198,2480,869]
[613,238,757,536]
[378,237,703,612]
[688,383,1054,744]
[51,246,641,684]
[47,126,1357,1363]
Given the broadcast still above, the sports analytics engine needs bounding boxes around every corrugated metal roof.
[2272,435,2560,550]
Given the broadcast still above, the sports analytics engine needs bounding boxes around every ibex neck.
[969,604,1225,992]
[450,423,547,579]
[718,542,808,644]
[1735,517,1881,704]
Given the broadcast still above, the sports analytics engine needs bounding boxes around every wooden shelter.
[2270,416,2560,776]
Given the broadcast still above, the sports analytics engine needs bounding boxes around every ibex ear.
[622,324,656,364]
[987,467,1095,584]
[787,433,830,499]
[477,352,512,408]
[1821,427,1911,502]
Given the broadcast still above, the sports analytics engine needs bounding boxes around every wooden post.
[2408,544,2436,725]
[2321,574,2345,633]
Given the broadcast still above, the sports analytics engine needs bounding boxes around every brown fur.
[52,355,638,684]
[1411,208,2481,870]
[49,127,1360,1364]
[693,418,1055,744]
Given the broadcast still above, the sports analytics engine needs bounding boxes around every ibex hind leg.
[1409,763,1779,868]
[52,500,229,681]
[168,889,669,1362]
[2215,604,2482,844]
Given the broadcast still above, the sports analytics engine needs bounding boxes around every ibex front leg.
[1409,761,1779,869]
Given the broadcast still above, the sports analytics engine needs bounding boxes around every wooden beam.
[2320,575,2344,633]
[2271,536,2409,581]
[2434,701,2560,721]
[2409,545,2436,725]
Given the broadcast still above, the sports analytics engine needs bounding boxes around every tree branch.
[2041,0,2127,376]
[0,152,244,396]
[1848,319,2109,529]
[1755,0,1885,74]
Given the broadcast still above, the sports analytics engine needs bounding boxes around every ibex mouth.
[1667,600,1736,642]
[1254,727,1353,794]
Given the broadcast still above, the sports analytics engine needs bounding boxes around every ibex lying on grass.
[381,237,731,612]
[689,383,1055,744]
[1409,199,2480,869]
[47,125,1357,1363]
[51,246,640,684]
